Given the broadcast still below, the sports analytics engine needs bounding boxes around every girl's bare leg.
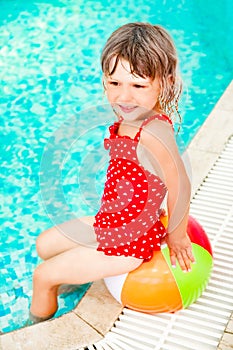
[36,216,96,260]
[28,216,98,322]
[30,245,142,319]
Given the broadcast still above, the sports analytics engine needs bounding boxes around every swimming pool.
[0,0,232,334]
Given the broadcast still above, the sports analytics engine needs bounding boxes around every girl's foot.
[25,311,55,326]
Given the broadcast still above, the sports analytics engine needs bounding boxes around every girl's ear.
[168,74,174,85]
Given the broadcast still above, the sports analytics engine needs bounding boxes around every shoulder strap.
[134,114,173,141]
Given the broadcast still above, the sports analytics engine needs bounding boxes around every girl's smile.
[118,104,137,113]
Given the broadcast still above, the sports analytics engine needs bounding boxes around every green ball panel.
[162,244,213,308]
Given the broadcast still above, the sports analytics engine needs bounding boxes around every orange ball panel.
[121,250,183,313]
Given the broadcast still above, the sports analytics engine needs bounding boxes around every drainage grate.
[84,136,233,350]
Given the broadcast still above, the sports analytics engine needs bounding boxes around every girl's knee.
[36,227,57,260]
[33,262,57,289]
[36,226,79,260]
[33,263,48,286]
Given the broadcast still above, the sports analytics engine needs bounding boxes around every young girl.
[29,22,195,323]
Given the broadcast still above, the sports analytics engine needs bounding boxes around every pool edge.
[187,80,233,198]
[1,80,233,350]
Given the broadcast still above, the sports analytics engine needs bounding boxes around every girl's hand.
[165,233,195,272]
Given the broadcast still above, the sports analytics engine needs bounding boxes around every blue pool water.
[0,0,233,333]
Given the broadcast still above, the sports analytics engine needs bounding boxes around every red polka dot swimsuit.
[94,114,173,261]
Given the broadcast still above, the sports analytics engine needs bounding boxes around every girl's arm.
[141,120,195,272]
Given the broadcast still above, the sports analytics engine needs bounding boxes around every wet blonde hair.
[101,22,182,122]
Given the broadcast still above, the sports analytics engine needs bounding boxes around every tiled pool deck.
[1,81,233,350]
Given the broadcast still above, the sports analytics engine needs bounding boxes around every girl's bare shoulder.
[140,118,176,150]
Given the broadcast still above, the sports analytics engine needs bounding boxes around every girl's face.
[104,58,161,120]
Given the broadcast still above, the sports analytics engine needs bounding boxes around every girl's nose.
[117,86,132,103]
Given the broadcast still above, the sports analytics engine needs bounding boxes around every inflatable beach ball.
[104,216,213,313]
